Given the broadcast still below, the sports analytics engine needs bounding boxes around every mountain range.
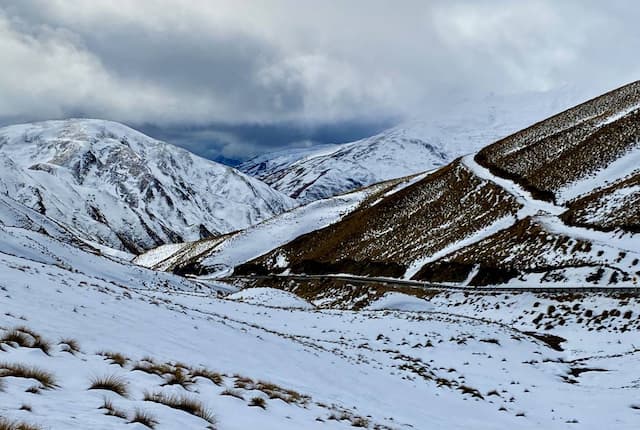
[1,83,640,430]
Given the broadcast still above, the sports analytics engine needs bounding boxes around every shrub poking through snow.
[143,391,216,424]
[0,362,57,389]
[89,374,128,397]
[129,409,158,429]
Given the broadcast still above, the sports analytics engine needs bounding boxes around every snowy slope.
[0,119,295,253]
[240,89,587,202]
[1,213,639,429]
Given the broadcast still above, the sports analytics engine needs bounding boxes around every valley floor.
[1,246,639,429]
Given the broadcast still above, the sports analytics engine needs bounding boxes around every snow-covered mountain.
[240,89,588,202]
[235,81,640,287]
[0,119,295,253]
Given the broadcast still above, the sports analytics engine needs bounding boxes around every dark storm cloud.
[1,1,639,159]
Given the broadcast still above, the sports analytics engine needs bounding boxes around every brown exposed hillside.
[234,81,640,287]
[561,172,640,232]
[239,159,521,278]
[476,81,640,203]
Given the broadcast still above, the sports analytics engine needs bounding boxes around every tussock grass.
[248,396,266,409]
[98,351,128,367]
[0,362,57,389]
[233,375,254,389]
[144,391,216,424]
[220,388,244,400]
[89,374,128,397]
[1,327,51,355]
[100,397,127,419]
[25,385,40,394]
[0,418,42,430]
[162,367,194,388]
[59,338,81,355]
[134,359,195,388]
[254,380,308,404]
[191,368,223,386]
[129,409,158,429]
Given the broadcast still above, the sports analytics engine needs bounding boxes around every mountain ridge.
[0,118,295,253]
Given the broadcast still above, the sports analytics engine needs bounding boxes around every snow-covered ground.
[1,199,639,429]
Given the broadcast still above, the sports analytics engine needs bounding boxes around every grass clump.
[191,367,224,386]
[144,391,216,424]
[0,362,57,389]
[99,397,127,419]
[89,374,128,397]
[220,388,244,400]
[0,418,42,430]
[162,366,194,388]
[59,338,81,355]
[129,409,158,429]
[1,327,51,355]
[98,351,128,367]
[248,396,266,409]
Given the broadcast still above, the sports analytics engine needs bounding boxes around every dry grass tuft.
[254,380,309,404]
[98,351,128,367]
[0,362,57,389]
[248,396,266,409]
[0,418,42,430]
[162,366,194,388]
[129,409,158,429]
[220,388,244,400]
[100,397,127,419]
[1,327,51,355]
[233,375,254,389]
[144,391,216,424]
[59,338,81,355]
[89,374,128,397]
[191,367,224,386]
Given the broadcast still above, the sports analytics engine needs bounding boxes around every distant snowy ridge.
[0,119,295,253]
[240,89,588,202]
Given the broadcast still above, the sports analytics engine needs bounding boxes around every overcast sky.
[1,1,639,162]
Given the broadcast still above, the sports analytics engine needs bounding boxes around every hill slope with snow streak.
[134,175,420,277]
[236,81,640,288]
[0,119,295,253]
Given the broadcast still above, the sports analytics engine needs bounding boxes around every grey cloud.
[1,0,639,159]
